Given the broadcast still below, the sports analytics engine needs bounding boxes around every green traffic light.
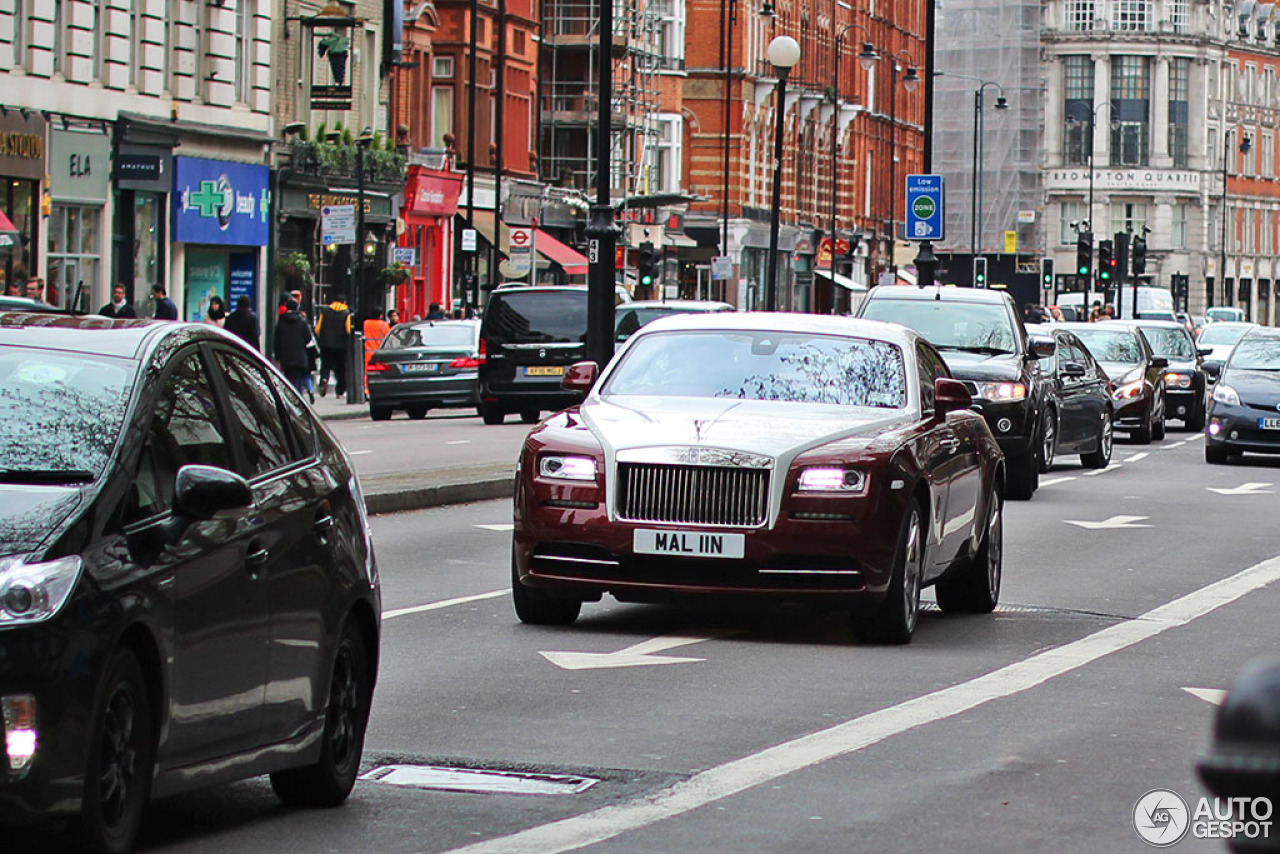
[1100,271,1110,281]
[1078,266,1089,275]
[640,275,653,286]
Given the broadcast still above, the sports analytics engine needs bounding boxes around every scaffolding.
[539,0,666,202]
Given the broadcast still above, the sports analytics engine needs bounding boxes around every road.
[21,431,1280,853]
[326,411,531,477]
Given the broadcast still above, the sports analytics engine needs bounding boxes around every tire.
[370,405,393,422]
[1205,443,1229,464]
[935,483,1003,614]
[1186,404,1206,432]
[519,410,540,424]
[1152,407,1166,441]
[853,500,924,645]
[1132,407,1153,444]
[405,404,429,420]
[1081,410,1113,469]
[270,622,371,808]
[78,649,154,854]
[1006,451,1038,500]
[1037,408,1057,473]
[511,549,582,625]
[480,404,505,425]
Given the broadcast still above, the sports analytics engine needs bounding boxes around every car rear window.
[1138,327,1195,359]
[386,322,475,349]
[1072,328,1142,364]
[861,298,1017,354]
[483,291,587,344]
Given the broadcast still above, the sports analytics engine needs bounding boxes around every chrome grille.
[616,463,769,527]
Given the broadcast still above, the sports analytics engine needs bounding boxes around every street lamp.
[937,72,1007,273]
[828,24,877,298]
[764,34,800,312]
[886,53,919,280]
[1218,129,1251,308]
[347,128,374,405]
[1065,100,1115,280]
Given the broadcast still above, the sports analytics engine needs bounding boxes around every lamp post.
[347,129,374,405]
[936,72,1007,271]
[885,54,919,280]
[764,34,800,312]
[584,0,621,368]
[1064,100,1114,291]
[828,26,877,297]
[1218,128,1249,308]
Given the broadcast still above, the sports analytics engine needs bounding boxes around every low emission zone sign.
[905,174,944,241]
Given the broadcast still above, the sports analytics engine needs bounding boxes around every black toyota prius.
[0,313,380,853]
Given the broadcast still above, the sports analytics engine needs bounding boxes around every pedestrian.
[99,284,137,318]
[273,298,314,398]
[290,290,316,399]
[205,295,227,327]
[224,295,261,349]
[1088,301,1103,322]
[151,284,178,320]
[1049,305,1065,322]
[1101,304,1115,319]
[25,278,44,301]
[426,301,446,320]
[362,308,392,386]
[314,292,353,398]
[1023,302,1045,324]
[387,308,401,328]
[3,279,20,296]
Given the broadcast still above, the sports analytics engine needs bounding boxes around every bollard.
[346,331,365,404]
[1197,656,1280,852]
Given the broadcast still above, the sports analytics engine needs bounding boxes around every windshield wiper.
[937,345,1013,356]
[0,468,96,485]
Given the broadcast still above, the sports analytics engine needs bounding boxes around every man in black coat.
[314,294,353,397]
[99,284,137,318]
[151,284,178,320]
[224,295,261,350]
[274,299,314,398]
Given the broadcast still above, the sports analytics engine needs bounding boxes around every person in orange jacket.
[362,309,392,391]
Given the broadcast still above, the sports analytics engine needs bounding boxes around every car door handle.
[314,513,335,533]
[246,543,269,569]
[940,438,960,452]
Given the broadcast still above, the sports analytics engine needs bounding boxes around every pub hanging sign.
[304,3,356,111]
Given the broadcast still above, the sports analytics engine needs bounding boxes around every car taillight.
[450,356,480,368]
[366,361,390,372]
[477,338,488,363]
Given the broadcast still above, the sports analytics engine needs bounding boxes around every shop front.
[112,125,175,312]
[0,109,45,297]
[46,124,111,310]
[401,165,461,318]
[171,157,269,321]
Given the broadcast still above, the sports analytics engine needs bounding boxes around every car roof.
[1110,318,1187,330]
[631,310,926,348]
[400,317,479,328]
[1240,325,1280,338]
[617,300,734,311]
[863,284,1013,305]
[0,295,60,311]
[0,312,234,359]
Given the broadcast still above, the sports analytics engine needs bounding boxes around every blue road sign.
[905,174,944,241]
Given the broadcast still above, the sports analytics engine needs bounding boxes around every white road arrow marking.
[1064,515,1152,530]
[1039,476,1077,487]
[475,523,515,532]
[541,630,739,670]
[1206,482,1275,496]
[1182,687,1227,705]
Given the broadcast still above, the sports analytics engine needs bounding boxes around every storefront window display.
[47,205,101,309]
[0,111,44,297]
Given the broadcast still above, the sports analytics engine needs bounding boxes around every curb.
[359,463,516,515]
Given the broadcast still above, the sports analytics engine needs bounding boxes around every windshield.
[0,347,134,478]
[1198,324,1251,346]
[860,299,1016,354]
[1137,327,1195,359]
[1072,328,1143,364]
[385,322,475,349]
[604,331,909,408]
[1227,336,1280,370]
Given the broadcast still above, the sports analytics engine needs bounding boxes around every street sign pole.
[905,175,944,289]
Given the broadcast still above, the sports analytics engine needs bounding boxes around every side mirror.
[561,361,599,394]
[1204,361,1222,378]
[1031,337,1056,359]
[1060,361,1087,378]
[1197,347,1213,358]
[1151,356,1170,370]
[173,464,253,521]
[935,378,973,415]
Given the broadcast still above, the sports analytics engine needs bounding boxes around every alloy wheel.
[903,508,922,632]
[98,686,139,830]
[327,644,359,771]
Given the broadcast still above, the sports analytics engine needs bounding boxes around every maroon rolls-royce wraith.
[512,313,1006,644]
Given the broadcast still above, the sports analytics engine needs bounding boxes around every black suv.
[858,286,1052,499]
[478,286,589,424]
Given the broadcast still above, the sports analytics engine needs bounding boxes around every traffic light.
[1098,239,1114,282]
[1114,232,1130,286]
[1076,232,1092,278]
[636,241,657,291]
[1131,235,1147,275]
[973,256,988,287]
[1041,257,1055,289]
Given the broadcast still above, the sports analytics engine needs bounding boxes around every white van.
[1056,287,1174,320]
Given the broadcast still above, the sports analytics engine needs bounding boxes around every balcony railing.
[287,140,407,186]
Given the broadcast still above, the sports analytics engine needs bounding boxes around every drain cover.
[360,764,600,796]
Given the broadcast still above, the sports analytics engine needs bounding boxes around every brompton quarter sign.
[1046,169,1202,193]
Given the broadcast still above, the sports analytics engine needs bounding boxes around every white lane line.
[382,590,506,620]
[1182,687,1227,706]
[1083,464,1122,476]
[347,450,374,456]
[447,555,1280,854]
[1167,440,1190,448]
[445,440,471,445]
[1127,452,1149,463]
[1039,476,1076,487]
[1187,433,1204,442]
[476,523,515,532]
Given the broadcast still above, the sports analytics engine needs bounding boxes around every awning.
[466,210,506,251]
[664,232,698,248]
[534,229,588,275]
[814,268,867,292]
[0,211,18,250]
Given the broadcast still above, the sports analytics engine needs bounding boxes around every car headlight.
[538,455,598,481]
[797,467,867,493]
[1212,384,1240,406]
[1112,379,1145,401]
[1163,372,1192,389]
[0,556,82,626]
[975,382,1026,402]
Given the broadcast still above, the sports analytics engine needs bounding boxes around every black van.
[478,286,589,424]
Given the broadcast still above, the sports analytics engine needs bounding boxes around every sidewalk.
[309,386,369,422]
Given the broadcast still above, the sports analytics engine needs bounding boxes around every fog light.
[2,695,37,771]
[1230,430,1240,440]
[1177,405,1187,416]
[996,418,1013,433]
[1209,419,1222,436]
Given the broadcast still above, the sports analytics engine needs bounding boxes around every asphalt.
[308,391,515,516]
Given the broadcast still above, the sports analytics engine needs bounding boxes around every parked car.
[0,312,380,853]
[1026,325,1114,469]
[1197,321,1258,381]
[857,285,1052,499]
[366,319,481,420]
[615,300,734,342]
[1067,322,1168,444]
[1127,318,1209,430]
[513,313,1006,645]
[1205,327,1280,463]
[1205,306,1247,324]
[478,286,591,425]
[0,296,60,313]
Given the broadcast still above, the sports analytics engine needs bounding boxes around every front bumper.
[1207,403,1280,454]
[1164,388,1200,421]
[968,398,1035,459]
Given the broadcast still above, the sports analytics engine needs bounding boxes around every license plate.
[400,363,439,373]
[1260,417,1280,430]
[524,366,564,377]
[633,529,745,559]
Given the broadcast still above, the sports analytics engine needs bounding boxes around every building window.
[431,86,454,148]
[433,56,453,78]
[1113,0,1152,31]
[1064,56,1094,166]
[234,3,250,104]
[1065,0,1094,30]
[1168,0,1189,32]
[1111,203,1148,237]
[1110,56,1150,166]
[1168,58,1189,169]
[1172,204,1187,249]
[1061,201,1087,244]
[651,114,683,194]
[47,205,101,312]
[1264,133,1275,178]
